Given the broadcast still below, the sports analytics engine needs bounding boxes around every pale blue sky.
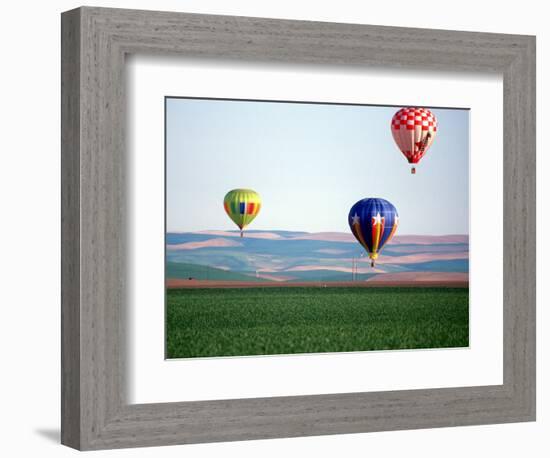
[166,98,469,235]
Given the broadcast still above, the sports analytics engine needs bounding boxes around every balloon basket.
[411,167,416,174]
[240,231,243,238]
[371,260,375,268]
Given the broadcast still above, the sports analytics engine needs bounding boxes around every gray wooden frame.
[61,6,536,451]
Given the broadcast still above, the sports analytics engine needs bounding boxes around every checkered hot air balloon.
[223,189,261,237]
[348,198,399,267]
[391,107,438,174]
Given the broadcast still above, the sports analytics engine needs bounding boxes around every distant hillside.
[166,262,265,282]
[166,230,469,283]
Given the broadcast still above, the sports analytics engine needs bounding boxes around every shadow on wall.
[35,429,59,443]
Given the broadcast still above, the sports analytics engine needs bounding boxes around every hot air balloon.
[348,198,399,267]
[391,107,437,174]
[223,189,261,237]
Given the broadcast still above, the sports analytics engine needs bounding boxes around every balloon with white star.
[348,198,399,267]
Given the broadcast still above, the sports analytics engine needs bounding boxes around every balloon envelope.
[348,198,399,264]
[223,189,261,235]
[391,107,437,171]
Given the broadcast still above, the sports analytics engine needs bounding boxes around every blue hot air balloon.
[348,198,399,267]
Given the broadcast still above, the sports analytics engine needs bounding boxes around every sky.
[166,98,469,235]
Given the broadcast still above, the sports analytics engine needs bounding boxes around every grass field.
[166,286,469,358]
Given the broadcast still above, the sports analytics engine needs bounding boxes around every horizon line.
[166,229,469,237]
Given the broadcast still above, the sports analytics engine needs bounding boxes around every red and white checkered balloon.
[391,107,437,172]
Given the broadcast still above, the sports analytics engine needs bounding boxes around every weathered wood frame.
[61,6,536,450]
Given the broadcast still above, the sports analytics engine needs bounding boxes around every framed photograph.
[61,6,535,450]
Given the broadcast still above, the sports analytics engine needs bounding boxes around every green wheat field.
[166,287,469,358]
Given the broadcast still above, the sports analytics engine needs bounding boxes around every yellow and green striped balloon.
[223,189,261,237]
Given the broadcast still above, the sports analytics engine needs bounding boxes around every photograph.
[165,98,470,359]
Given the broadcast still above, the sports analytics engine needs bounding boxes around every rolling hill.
[166,230,469,283]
